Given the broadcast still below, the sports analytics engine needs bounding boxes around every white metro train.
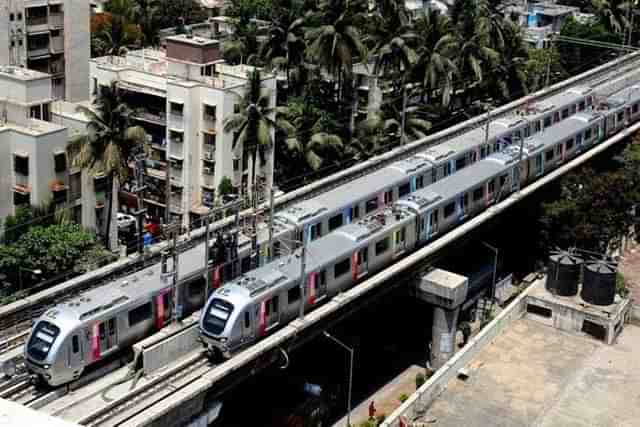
[24,82,640,386]
[199,85,640,357]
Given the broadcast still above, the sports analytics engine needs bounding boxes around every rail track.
[1,51,640,347]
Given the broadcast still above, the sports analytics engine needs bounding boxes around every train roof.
[396,157,509,212]
[609,84,640,105]
[527,112,602,153]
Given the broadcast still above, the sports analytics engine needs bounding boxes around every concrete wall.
[64,0,90,101]
[381,283,535,427]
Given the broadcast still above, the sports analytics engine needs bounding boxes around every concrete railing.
[380,283,535,426]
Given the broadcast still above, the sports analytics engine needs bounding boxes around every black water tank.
[546,251,582,296]
[582,260,617,306]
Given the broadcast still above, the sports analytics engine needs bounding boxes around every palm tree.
[304,0,367,97]
[223,69,277,202]
[132,0,160,46]
[592,0,625,33]
[67,82,147,250]
[412,10,458,107]
[485,20,529,101]
[279,102,343,172]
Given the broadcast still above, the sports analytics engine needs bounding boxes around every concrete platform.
[526,279,631,344]
[0,398,81,426]
[417,318,640,427]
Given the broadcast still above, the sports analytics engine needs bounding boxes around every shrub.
[398,393,409,403]
[375,413,387,425]
[415,372,426,389]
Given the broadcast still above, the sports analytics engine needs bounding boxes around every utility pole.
[164,159,172,226]
[544,37,553,88]
[400,83,408,145]
[162,222,181,323]
[298,228,307,319]
[251,186,259,269]
[134,155,147,256]
[204,214,212,300]
[484,103,492,147]
[268,187,275,262]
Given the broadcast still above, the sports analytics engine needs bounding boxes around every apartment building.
[90,34,277,229]
[0,0,90,101]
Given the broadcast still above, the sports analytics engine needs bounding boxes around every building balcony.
[26,17,49,34]
[50,60,65,75]
[202,173,215,190]
[133,109,166,126]
[202,115,216,132]
[28,46,50,59]
[48,13,64,28]
[50,37,64,53]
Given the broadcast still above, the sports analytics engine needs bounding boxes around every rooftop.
[0,118,65,137]
[420,318,640,427]
[0,65,51,81]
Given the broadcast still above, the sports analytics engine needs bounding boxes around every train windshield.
[27,321,60,361]
[203,298,234,335]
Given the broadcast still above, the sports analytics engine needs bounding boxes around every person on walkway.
[369,400,376,420]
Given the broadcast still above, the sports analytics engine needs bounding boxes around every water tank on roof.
[581,260,617,306]
[546,250,582,296]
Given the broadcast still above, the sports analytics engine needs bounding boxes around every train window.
[553,112,560,123]
[488,180,495,194]
[585,128,592,140]
[375,237,390,255]
[416,175,424,189]
[543,116,552,128]
[272,296,279,313]
[334,258,350,278]
[244,312,250,328]
[274,241,281,257]
[455,157,466,170]
[586,96,593,106]
[617,111,624,122]
[431,168,437,182]
[578,101,585,111]
[570,104,576,114]
[188,280,204,298]
[534,121,541,133]
[545,150,554,161]
[319,270,326,285]
[108,318,116,335]
[473,187,483,202]
[99,323,105,340]
[444,202,455,218]
[72,335,79,354]
[556,144,563,156]
[480,146,487,159]
[329,214,343,231]
[444,163,452,176]
[566,138,574,150]
[365,197,378,214]
[353,204,360,219]
[241,256,251,273]
[128,302,152,326]
[395,227,406,244]
[399,182,411,198]
[309,223,321,240]
[561,108,569,119]
[358,248,368,264]
[288,286,301,303]
[576,133,582,145]
[524,126,530,138]
[499,174,508,187]
[633,103,639,114]
[384,190,393,204]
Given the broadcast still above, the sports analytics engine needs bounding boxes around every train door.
[265,295,280,329]
[457,193,468,221]
[98,318,117,355]
[512,165,520,192]
[241,309,254,343]
[394,227,407,255]
[352,247,368,280]
[576,133,583,152]
[155,291,172,329]
[535,153,544,176]
[426,210,439,239]
[68,334,83,374]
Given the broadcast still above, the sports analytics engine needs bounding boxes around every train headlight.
[43,364,50,370]
[219,337,228,343]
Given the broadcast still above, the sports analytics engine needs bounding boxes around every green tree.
[223,69,277,201]
[67,82,147,250]
[132,0,160,46]
[218,176,234,198]
[559,16,622,73]
[523,47,568,93]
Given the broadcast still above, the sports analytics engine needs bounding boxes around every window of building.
[233,158,240,171]
[9,13,14,21]
[18,39,22,46]
[54,152,66,172]
[203,132,215,147]
[13,191,30,206]
[17,12,22,20]
[473,187,484,202]
[444,202,455,218]
[128,302,152,326]
[545,149,554,161]
[170,102,183,115]
[399,182,411,198]
[334,258,350,278]
[375,237,389,255]
[365,197,378,214]
[203,104,216,121]
[287,286,301,304]
[50,5,61,13]
[10,41,15,48]
[201,64,214,76]
[51,29,60,37]
[14,154,29,175]
[329,213,343,231]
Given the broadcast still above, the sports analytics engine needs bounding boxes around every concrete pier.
[417,269,468,370]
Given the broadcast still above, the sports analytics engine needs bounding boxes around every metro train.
[24,81,640,386]
[199,85,640,358]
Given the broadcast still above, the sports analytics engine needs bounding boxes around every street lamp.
[323,331,354,427]
[18,267,42,292]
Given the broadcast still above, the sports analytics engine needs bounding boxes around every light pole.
[481,241,498,315]
[18,267,42,292]
[323,331,354,427]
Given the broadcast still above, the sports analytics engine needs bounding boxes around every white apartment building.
[0,0,90,101]
[0,66,106,239]
[90,34,277,229]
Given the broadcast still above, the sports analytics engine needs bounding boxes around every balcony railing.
[48,13,63,28]
[133,109,166,125]
[28,46,50,58]
[26,16,48,26]
[50,37,64,53]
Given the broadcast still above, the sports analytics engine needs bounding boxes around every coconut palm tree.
[132,0,160,46]
[223,69,277,201]
[485,20,530,101]
[412,10,458,107]
[67,82,147,250]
